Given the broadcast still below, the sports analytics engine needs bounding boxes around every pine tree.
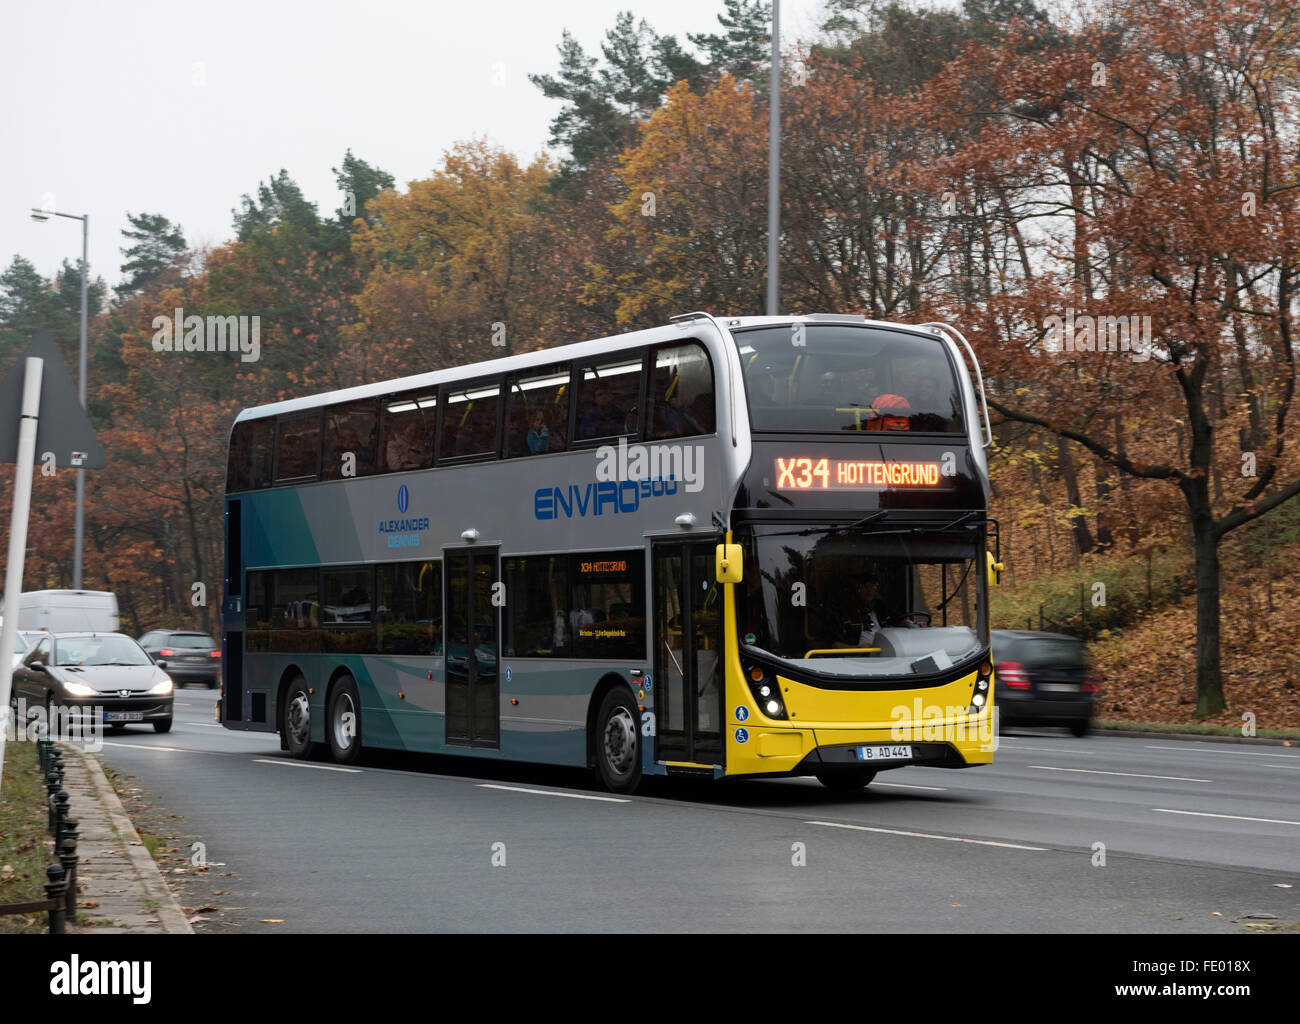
[115,212,187,302]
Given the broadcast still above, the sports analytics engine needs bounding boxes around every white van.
[2,590,120,633]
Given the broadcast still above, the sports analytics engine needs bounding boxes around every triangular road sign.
[0,330,105,468]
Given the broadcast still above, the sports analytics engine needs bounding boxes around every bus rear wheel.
[327,675,363,765]
[815,767,877,792]
[595,688,642,794]
[282,675,314,760]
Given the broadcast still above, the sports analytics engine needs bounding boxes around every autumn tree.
[923,0,1300,713]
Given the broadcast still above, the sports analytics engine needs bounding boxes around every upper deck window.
[736,325,965,435]
[275,412,321,483]
[648,341,715,439]
[322,399,379,480]
[575,355,643,443]
[381,391,437,472]
[439,379,501,461]
[504,365,571,458]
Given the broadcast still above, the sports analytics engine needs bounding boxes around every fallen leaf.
[211,890,230,896]
[259,919,284,923]
[77,901,100,908]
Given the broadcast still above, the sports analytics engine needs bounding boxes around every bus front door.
[653,540,723,767]
[444,547,500,749]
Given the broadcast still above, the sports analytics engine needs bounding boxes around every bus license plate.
[104,712,144,722]
[857,744,911,762]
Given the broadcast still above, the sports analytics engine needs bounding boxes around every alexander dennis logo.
[379,483,427,548]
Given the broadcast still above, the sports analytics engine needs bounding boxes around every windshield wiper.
[844,511,887,531]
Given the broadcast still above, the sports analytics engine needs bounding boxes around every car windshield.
[735,324,966,434]
[168,634,216,648]
[55,635,152,667]
[739,524,988,676]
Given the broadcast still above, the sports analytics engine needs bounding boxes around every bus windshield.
[738,525,988,676]
[735,324,965,434]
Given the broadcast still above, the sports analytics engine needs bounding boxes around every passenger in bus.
[908,374,948,431]
[526,408,551,454]
[579,382,626,439]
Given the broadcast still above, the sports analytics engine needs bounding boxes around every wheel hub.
[603,707,636,776]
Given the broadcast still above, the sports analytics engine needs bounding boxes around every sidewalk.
[57,742,192,934]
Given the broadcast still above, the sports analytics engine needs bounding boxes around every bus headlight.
[745,663,787,720]
[967,659,993,714]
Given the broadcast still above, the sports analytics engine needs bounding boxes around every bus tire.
[594,688,642,794]
[282,675,314,760]
[814,767,876,792]
[327,675,363,765]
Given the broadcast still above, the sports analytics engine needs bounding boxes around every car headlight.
[62,681,97,697]
[148,678,174,695]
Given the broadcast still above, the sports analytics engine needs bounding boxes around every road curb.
[61,742,194,935]
[1092,725,1296,746]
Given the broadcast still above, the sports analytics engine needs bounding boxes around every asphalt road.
[90,688,1300,932]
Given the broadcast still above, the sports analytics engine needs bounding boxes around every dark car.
[139,630,221,688]
[992,629,1100,736]
[11,632,174,733]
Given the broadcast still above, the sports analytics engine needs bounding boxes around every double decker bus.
[220,312,998,793]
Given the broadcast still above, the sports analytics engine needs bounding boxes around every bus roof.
[231,313,948,425]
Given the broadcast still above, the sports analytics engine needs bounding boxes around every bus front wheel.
[815,767,877,792]
[595,688,642,794]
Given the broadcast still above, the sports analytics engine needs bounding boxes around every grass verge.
[1095,719,1300,741]
[0,738,55,933]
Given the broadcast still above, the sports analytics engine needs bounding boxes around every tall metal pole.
[75,215,87,589]
[767,0,780,316]
[0,357,46,792]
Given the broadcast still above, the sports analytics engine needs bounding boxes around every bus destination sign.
[774,456,942,490]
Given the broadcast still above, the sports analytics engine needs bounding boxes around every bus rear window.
[227,419,274,492]
[736,325,965,434]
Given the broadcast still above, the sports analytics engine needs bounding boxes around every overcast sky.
[2,0,829,290]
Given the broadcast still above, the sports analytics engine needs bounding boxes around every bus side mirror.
[986,550,1004,587]
[716,544,743,584]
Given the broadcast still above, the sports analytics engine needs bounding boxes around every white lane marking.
[873,781,948,791]
[188,722,223,728]
[478,783,629,803]
[252,758,362,774]
[1144,744,1300,759]
[1153,808,1300,827]
[1028,764,1211,783]
[995,744,1095,755]
[100,741,184,752]
[808,820,1046,851]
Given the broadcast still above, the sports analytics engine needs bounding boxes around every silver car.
[11,632,175,733]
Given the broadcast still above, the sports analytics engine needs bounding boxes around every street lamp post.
[30,208,89,589]
[768,0,780,316]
